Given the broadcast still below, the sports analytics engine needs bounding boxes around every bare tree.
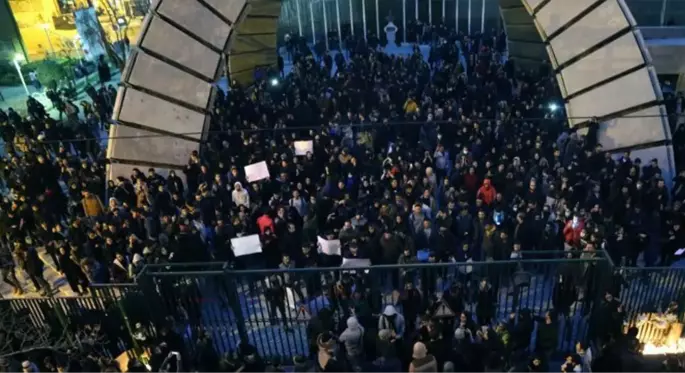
[98,0,129,70]
[78,0,128,71]
[0,303,74,358]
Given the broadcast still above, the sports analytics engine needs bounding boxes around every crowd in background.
[0,18,683,372]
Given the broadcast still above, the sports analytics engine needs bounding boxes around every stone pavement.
[0,72,121,300]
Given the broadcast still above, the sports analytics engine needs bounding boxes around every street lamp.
[12,54,29,96]
[39,23,55,57]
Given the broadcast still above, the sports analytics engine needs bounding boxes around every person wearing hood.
[476,178,497,206]
[339,316,365,368]
[232,181,250,208]
[20,360,39,373]
[378,305,406,340]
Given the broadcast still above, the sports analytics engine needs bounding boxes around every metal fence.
[4,254,685,361]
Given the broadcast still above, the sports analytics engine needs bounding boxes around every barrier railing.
[4,254,685,361]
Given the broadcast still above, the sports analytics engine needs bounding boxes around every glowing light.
[548,103,559,112]
[643,338,685,355]
[271,78,279,87]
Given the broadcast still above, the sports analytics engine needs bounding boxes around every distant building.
[0,0,26,61]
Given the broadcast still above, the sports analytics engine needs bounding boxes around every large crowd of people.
[0,17,683,372]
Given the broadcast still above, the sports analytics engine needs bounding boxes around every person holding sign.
[244,161,270,183]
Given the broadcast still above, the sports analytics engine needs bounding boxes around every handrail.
[137,250,603,277]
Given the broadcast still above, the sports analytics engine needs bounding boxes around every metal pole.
[336,0,342,45]
[310,1,316,45]
[468,0,472,34]
[442,0,446,21]
[296,0,303,36]
[362,0,368,40]
[375,0,380,36]
[660,0,668,26]
[44,28,55,57]
[456,0,459,31]
[481,0,486,33]
[13,59,29,96]
[349,0,354,35]
[322,0,329,50]
[403,0,407,42]
[415,0,418,20]
[429,0,432,24]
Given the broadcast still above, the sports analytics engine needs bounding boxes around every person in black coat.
[534,310,559,369]
[57,246,89,295]
[97,55,111,86]
[553,272,578,319]
[15,243,50,295]
[476,279,496,326]
[265,275,289,329]
[0,245,23,295]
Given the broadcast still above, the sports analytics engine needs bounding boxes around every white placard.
[341,258,371,268]
[244,161,270,183]
[286,287,297,310]
[294,141,313,156]
[317,236,342,256]
[230,234,262,257]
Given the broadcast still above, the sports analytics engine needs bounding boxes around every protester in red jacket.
[563,215,585,246]
[257,213,275,235]
[477,178,497,205]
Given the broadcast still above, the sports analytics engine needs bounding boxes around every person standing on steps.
[0,244,23,296]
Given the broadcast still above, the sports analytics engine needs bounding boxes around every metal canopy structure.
[106,0,280,181]
[501,0,674,181]
[106,0,674,185]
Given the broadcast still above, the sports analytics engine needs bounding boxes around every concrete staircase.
[0,246,76,299]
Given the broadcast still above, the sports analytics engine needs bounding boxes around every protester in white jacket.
[232,182,250,208]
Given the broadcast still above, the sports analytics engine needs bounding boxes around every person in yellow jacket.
[81,191,105,218]
[404,97,418,114]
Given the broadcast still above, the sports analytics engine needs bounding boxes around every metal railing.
[4,253,685,360]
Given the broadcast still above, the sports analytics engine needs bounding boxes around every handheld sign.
[230,234,262,257]
[341,258,371,268]
[294,140,313,156]
[317,236,342,256]
[286,287,298,310]
[244,161,270,183]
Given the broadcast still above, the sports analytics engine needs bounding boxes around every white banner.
[286,287,297,310]
[244,161,270,183]
[341,258,371,268]
[317,236,341,256]
[230,234,262,257]
[294,140,313,156]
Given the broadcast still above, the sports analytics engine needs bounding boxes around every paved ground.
[0,69,120,300]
